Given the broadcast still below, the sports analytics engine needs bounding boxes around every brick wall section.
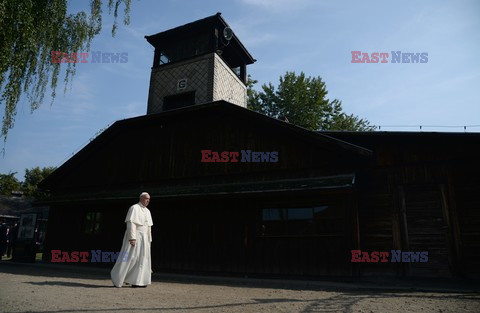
[147,53,246,114]
[147,54,214,114]
[212,53,247,107]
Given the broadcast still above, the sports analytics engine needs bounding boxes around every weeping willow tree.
[0,0,132,142]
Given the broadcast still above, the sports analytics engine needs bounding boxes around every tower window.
[163,91,196,111]
[232,66,241,77]
[157,33,211,66]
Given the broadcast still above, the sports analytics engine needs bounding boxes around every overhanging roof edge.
[44,174,356,204]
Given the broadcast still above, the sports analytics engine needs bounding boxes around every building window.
[157,33,211,66]
[232,66,241,78]
[159,52,170,65]
[260,203,345,237]
[163,91,196,111]
[84,212,102,235]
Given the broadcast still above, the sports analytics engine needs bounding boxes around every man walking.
[111,192,153,288]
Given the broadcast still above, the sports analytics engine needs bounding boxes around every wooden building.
[39,14,480,279]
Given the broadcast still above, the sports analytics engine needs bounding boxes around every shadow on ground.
[1,259,480,294]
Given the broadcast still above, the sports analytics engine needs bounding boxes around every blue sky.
[2,0,480,180]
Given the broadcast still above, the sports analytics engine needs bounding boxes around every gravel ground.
[0,261,479,313]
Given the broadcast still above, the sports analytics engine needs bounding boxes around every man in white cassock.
[111,192,153,288]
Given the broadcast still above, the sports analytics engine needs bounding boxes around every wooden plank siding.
[43,191,357,277]
[328,132,480,278]
[149,190,356,277]
[450,163,480,277]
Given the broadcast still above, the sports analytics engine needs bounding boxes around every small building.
[39,13,480,279]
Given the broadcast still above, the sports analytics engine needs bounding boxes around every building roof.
[39,101,372,194]
[145,12,256,66]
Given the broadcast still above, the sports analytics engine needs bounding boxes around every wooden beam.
[445,171,465,277]
[397,185,411,276]
[351,189,361,277]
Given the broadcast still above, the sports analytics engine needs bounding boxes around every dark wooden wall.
[153,191,356,277]
[44,189,357,278]
[43,200,131,264]
[329,132,480,278]
[449,163,480,278]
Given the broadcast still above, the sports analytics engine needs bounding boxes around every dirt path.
[0,262,479,313]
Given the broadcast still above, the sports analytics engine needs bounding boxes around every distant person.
[111,192,153,288]
[0,220,8,259]
[7,223,19,258]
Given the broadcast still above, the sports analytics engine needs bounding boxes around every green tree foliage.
[0,0,132,142]
[247,72,375,131]
[23,166,56,200]
[0,172,21,195]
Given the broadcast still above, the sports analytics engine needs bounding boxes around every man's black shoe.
[132,285,147,288]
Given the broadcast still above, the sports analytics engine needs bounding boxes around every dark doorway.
[163,91,196,111]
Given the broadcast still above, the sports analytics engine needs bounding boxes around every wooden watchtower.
[145,13,256,113]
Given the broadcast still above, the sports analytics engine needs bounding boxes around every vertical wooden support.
[397,185,411,276]
[351,188,361,277]
[439,183,456,275]
[153,49,160,68]
[445,171,465,276]
[392,186,403,276]
[240,64,247,83]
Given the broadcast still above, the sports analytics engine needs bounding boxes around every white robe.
[111,203,153,287]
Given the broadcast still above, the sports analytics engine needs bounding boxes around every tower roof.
[145,12,256,67]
